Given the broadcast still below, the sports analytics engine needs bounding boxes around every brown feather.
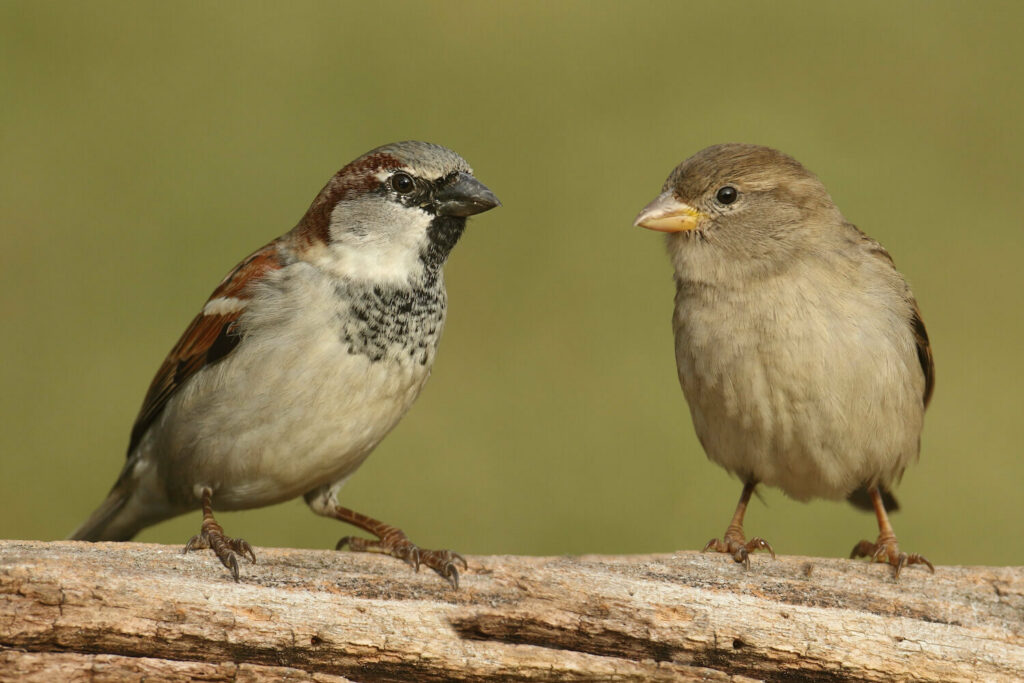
[911,303,935,409]
[127,242,285,455]
[848,223,935,409]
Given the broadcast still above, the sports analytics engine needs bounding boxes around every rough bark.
[0,540,1021,682]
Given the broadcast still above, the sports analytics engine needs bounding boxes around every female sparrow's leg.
[850,485,933,578]
[703,481,775,569]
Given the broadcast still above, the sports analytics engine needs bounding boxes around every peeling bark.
[0,540,1021,682]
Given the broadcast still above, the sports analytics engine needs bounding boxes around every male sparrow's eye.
[391,172,415,194]
[716,186,738,205]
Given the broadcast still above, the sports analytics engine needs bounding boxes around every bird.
[633,143,934,578]
[71,141,500,587]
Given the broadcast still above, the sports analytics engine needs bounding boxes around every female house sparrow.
[634,144,934,578]
[71,141,499,587]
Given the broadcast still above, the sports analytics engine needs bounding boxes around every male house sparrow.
[634,143,934,577]
[71,141,499,587]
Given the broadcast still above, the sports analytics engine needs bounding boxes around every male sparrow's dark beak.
[434,172,501,217]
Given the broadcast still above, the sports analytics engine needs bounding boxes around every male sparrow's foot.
[315,500,468,589]
[703,532,775,570]
[851,534,933,579]
[184,526,256,581]
[337,529,467,589]
[183,487,256,581]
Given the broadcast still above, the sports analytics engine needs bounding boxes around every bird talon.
[443,565,460,590]
[331,524,464,588]
[246,546,256,564]
[748,537,776,560]
[224,553,240,582]
[851,532,932,579]
[894,553,908,580]
[411,546,422,572]
[453,552,468,571]
[184,534,205,554]
[229,538,256,564]
[910,554,935,573]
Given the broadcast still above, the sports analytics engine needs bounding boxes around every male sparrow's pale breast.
[146,258,446,508]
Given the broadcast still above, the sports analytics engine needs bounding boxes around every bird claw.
[337,531,467,589]
[418,549,468,589]
[851,536,934,579]
[703,534,775,570]
[184,529,256,582]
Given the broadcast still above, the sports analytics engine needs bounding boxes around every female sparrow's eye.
[391,172,415,194]
[716,186,738,205]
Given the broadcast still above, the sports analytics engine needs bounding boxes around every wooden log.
[0,540,1021,681]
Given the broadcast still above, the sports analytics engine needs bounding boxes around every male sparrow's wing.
[127,242,285,454]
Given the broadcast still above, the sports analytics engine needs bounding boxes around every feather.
[126,242,285,455]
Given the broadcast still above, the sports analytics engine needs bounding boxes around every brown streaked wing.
[910,302,935,408]
[126,242,285,455]
[847,223,935,408]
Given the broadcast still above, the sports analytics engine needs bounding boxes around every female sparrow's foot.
[703,533,775,570]
[702,481,775,569]
[851,534,933,579]
[851,486,933,579]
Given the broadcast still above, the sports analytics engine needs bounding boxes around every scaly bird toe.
[851,487,934,579]
[851,535,934,579]
[417,549,468,589]
[702,483,775,570]
[703,534,775,570]
[182,488,256,581]
[184,528,256,581]
[338,529,467,589]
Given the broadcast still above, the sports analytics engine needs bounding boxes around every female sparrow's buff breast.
[672,255,924,501]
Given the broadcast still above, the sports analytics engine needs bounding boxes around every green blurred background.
[2,2,1021,568]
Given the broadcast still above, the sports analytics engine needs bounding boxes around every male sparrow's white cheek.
[326,199,432,285]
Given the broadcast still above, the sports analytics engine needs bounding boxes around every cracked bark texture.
[1,540,1021,682]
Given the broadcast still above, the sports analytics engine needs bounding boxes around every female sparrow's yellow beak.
[633,192,705,232]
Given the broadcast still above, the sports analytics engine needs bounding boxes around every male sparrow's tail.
[69,480,140,541]
[69,460,171,541]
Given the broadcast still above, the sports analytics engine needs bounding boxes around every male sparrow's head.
[295,141,500,282]
[634,143,844,261]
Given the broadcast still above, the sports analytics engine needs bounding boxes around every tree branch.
[1,540,1021,681]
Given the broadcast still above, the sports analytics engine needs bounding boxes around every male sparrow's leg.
[183,487,256,581]
[305,487,466,588]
